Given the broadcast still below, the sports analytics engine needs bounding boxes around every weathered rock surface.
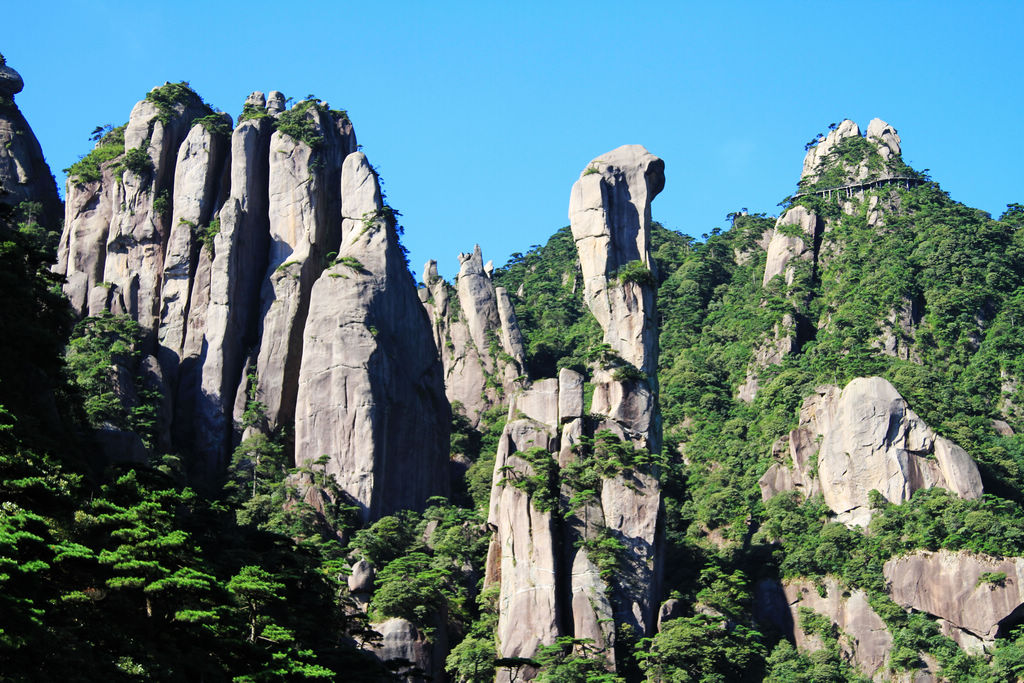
[487,147,665,678]
[101,89,213,338]
[252,105,354,431]
[757,577,892,678]
[421,245,527,426]
[762,206,821,287]
[293,151,448,522]
[196,114,274,471]
[158,122,228,372]
[885,550,1024,644]
[802,119,861,182]
[369,617,447,683]
[569,144,664,373]
[759,377,983,527]
[0,63,61,226]
[866,118,902,162]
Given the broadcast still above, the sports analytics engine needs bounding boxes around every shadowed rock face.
[885,550,1024,644]
[0,63,61,227]
[756,577,892,678]
[293,152,449,522]
[759,377,983,527]
[54,91,447,519]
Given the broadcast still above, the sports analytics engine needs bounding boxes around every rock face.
[737,207,822,402]
[757,577,892,678]
[885,550,1024,647]
[569,144,663,374]
[251,106,354,432]
[293,152,449,522]
[762,206,821,287]
[759,377,983,527]
[801,120,862,183]
[486,146,665,678]
[195,115,273,472]
[369,617,447,683]
[421,245,528,427]
[0,62,61,226]
[55,90,447,518]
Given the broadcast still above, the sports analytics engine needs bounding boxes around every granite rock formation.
[885,550,1024,650]
[293,152,449,522]
[486,145,665,679]
[421,245,528,427]
[55,88,448,516]
[0,62,61,226]
[759,377,983,527]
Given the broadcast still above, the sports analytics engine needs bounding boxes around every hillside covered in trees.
[3,56,1024,682]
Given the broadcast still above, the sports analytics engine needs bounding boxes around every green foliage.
[239,102,270,122]
[152,189,170,217]
[64,124,126,184]
[196,218,221,254]
[191,113,230,136]
[534,636,621,682]
[64,313,160,447]
[273,97,346,149]
[636,613,766,682]
[145,81,212,124]
[499,446,559,512]
[614,259,656,287]
[491,226,606,377]
[446,635,496,683]
[977,571,1007,587]
[120,143,152,177]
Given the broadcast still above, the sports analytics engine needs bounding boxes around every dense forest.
[3,64,1024,682]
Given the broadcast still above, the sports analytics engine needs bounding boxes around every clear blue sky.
[7,1,1023,280]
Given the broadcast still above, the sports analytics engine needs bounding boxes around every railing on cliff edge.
[792,175,925,201]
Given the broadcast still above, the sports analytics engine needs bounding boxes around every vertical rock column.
[567,145,665,646]
[420,246,528,426]
[252,104,353,432]
[293,151,449,522]
[196,94,275,473]
[101,90,211,338]
[158,120,229,374]
[487,146,666,679]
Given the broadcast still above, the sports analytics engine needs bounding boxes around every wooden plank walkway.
[793,176,924,201]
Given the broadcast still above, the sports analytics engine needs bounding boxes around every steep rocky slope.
[54,82,448,514]
[5,57,1024,681]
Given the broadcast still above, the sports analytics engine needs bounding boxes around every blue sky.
[7,1,1023,280]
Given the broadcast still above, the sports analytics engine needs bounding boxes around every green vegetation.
[273,97,348,149]
[191,113,231,136]
[145,81,212,124]
[64,124,126,184]
[120,143,152,177]
[196,218,220,254]
[239,102,270,122]
[614,259,656,287]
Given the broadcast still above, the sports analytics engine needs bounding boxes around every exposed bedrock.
[885,550,1024,648]
[293,151,449,522]
[759,377,983,527]
[420,245,527,427]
